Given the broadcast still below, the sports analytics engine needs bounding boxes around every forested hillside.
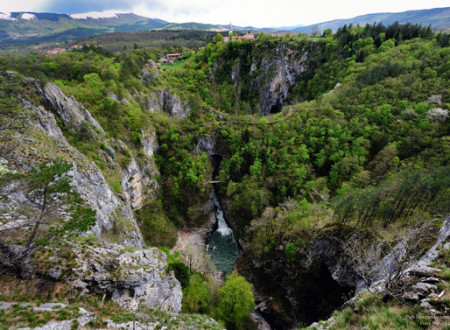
[0,23,449,329]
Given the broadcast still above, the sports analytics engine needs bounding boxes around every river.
[206,193,240,273]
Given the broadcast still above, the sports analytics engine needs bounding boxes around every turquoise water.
[207,194,240,273]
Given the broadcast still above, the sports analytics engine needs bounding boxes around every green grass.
[160,57,191,70]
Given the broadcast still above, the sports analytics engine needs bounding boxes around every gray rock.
[0,302,15,310]
[405,266,442,278]
[420,301,433,309]
[429,309,440,315]
[403,291,420,302]
[121,157,152,209]
[354,280,367,297]
[58,244,182,313]
[105,320,158,329]
[34,303,66,312]
[40,82,106,138]
[427,94,443,106]
[24,320,72,330]
[411,282,438,296]
[196,135,216,156]
[251,311,271,330]
[21,100,65,140]
[420,277,440,283]
[120,130,159,210]
[428,293,438,299]
[427,107,449,122]
[11,85,145,247]
[146,93,161,112]
[154,90,190,117]
[418,215,450,266]
[213,43,320,115]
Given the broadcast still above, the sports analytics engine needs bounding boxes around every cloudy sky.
[2,0,449,27]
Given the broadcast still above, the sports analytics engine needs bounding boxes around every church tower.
[228,22,233,37]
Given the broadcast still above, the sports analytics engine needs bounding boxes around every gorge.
[0,23,449,330]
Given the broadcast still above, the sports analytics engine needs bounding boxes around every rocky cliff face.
[7,98,142,247]
[0,71,183,317]
[213,42,321,115]
[40,82,160,211]
[251,43,313,115]
[1,77,163,246]
[238,217,447,329]
[42,243,182,313]
[147,90,190,118]
[40,82,106,139]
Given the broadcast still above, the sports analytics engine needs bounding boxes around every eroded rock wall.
[212,41,322,115]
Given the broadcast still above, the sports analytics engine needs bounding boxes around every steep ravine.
[206,152,241,274]
[208,134,355,328]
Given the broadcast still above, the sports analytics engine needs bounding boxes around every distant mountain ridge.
[280,7,450,33]
[0,7,449,46]
[0,12,242,45]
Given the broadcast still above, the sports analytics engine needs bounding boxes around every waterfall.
[207,192,240,273]
[213,193,233,236]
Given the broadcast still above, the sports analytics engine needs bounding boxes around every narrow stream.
[207,193,240,273]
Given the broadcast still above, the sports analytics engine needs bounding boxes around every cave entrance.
[255,263,354,329]
[270,100,283,114]
[296,264,354,326]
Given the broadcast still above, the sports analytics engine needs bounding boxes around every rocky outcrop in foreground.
[42,243,182,313]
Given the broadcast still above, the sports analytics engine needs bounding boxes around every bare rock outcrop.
[146,90,190,118]
[213,42,321,115]
[255,44,311,115]
[40,82,106,138]
[3,86,144,247]
[45,243,182,313]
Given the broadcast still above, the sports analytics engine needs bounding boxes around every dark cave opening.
[255,263,354,329]
[270,100,283,114]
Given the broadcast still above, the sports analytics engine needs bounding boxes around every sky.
[2,0,450,27]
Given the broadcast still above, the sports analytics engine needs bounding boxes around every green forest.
[0,22,449,329]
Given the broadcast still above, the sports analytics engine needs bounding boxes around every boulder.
[404,266,442,278]
[403,291,420,302]
[420,301,433,309]
[420,277,440,284]
[48,243,182,313]
[411,283,438,296]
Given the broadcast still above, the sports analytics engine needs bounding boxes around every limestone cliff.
[212,41,322,115]
[147,90,190,118]
[39,82,160,211]
[0,70,183,317]
[6,97,143,247]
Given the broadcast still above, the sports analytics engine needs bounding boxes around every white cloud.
[21,13,37,20]
[0,13,16,21]
[70,10,130,19]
